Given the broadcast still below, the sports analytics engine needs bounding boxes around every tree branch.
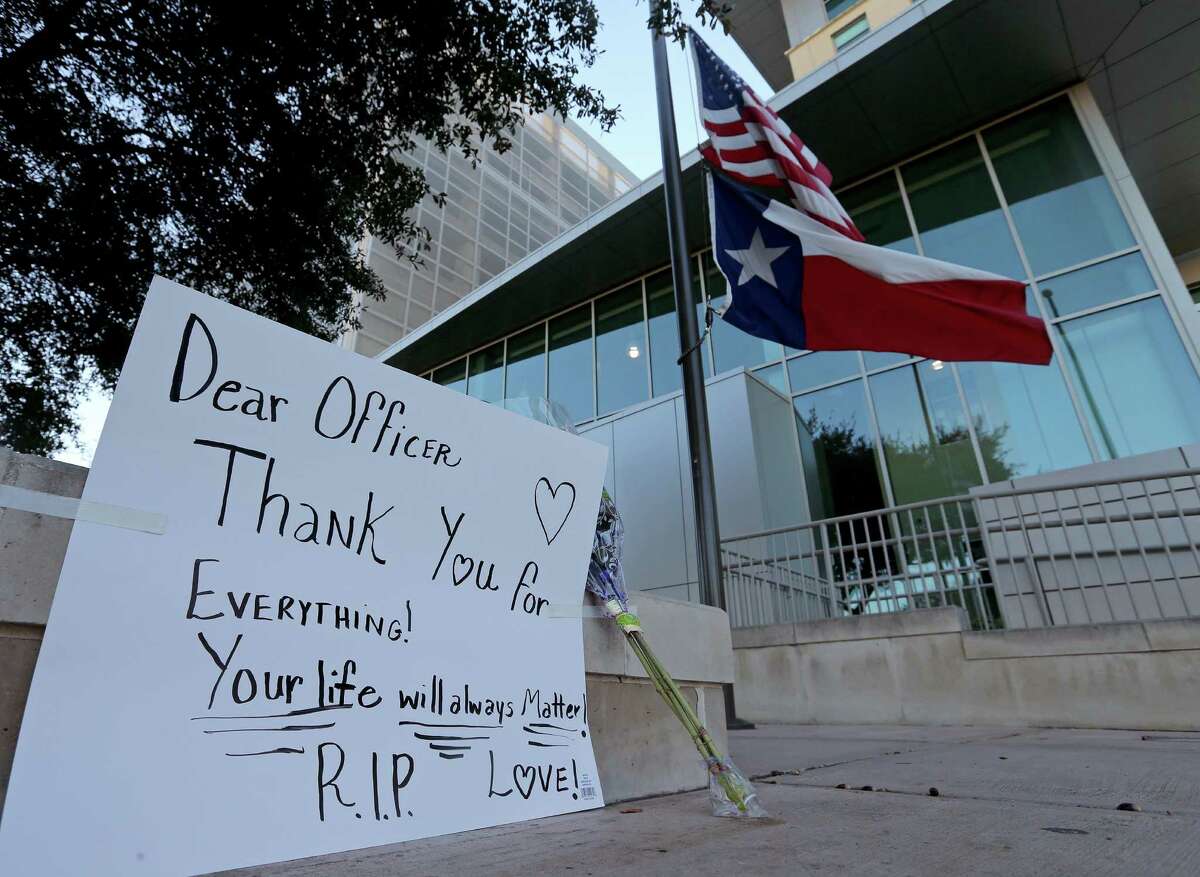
[0,0,92,84]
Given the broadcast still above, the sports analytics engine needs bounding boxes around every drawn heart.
[512,764,538,799]
[452,554,474,587]
[534,478,576,546]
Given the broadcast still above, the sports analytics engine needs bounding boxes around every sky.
[50,1,772,469]
[573,2,771,180]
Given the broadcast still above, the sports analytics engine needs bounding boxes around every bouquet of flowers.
[587,487,765,818]
[507,397,765,818]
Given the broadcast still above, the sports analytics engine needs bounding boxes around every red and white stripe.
[694,75,864,242]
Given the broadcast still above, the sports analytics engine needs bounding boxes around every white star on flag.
[725,229,789,289]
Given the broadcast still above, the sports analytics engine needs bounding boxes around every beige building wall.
[786,0,914,81]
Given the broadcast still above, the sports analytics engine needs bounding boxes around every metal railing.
[720,466,1200,631]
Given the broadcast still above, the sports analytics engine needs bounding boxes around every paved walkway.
[214,724,1200,876]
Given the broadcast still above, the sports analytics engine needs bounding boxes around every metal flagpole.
[650,28,751,729]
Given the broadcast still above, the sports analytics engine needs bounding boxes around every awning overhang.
[382,0,1200,375]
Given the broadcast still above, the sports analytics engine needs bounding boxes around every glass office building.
[375,0,1200,613]
[419,94,1200,523]
[344,113,637,357]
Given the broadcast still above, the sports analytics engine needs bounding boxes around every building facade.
[343,114,637,357]
[372,0,1200,625]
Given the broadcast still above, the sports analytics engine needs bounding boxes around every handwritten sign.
[0,278,609,875]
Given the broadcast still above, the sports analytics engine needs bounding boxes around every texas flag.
[708,172,1053,365]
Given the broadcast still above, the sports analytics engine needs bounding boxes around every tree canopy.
[3,1,700,454]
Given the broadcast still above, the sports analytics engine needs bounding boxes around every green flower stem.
[624,629,750,813]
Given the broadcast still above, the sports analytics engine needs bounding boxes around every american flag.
[690,29,864,242]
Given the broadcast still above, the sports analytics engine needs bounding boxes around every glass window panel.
[561,205,584,228]
[957,360,1091,480]
[1038,252,1155,318]
[408,300,432,328]
[466,341,504,404]
[368,252,412,297]
[504,324,546,402]
[440,223,475,262]
[409,271,434,308]
[831,15,869,51]
[548,304,594,423]
[424,153,447,184]
[595,282,649,415]
[984,97,1134,276]
[435,266,471,296]
[752,363,787,394]
[902,137,1025,281]
[445,181,479,213]
[478,219,507,256]
[705,251,780,373]
[794,379,886,518]
[434,285,460,313]
[419,207,442,243]
[447,166,478,195]
[825,0,861,19]
[477,244,506,280]
[1189,281,1200,306]
[870,362,983,504]
[647,265,711,397]
[1058,298,1200,458]
[863,351,914,370]
[432,358,466,394]
[838,172,917,254]
[787,350,861,391]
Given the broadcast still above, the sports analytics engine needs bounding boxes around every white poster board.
[0,278,609,875]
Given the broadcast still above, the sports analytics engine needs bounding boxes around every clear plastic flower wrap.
[707,755,768,818]
[586,488,631,617]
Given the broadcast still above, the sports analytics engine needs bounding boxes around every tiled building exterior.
[344,114,637,357]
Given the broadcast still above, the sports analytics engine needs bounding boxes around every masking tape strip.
[0,485,167,535]
[545,604,637,620]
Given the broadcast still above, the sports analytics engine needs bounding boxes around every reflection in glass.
[787,350,861,391]
[548,304,594,423]
[863,351,914,370]
[902,137,1025,281]
[984,97,1134,276]
[706,251,782,374]
[839,171,917,254]
[466,342,504,403]
[831,14,869,51]
[595,282,649,415]
[1039,253,1155,318]
[1058,299,1200,458]
[794,379,885,519]
[794,381,894,617]
[432,358,467,394]
[870,362,983,504]
[957,360,1092,480]
[647,265,711,396]
[504,324,546,401]
[752,363,787,395]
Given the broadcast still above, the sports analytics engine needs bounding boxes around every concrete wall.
[779,0,827,48]
[973,443,1200,628]
[580,369,809,604]
[734,606,1200,731]
[0,449,734,813]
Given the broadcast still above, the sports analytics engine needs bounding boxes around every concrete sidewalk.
[214,724,1200,876]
